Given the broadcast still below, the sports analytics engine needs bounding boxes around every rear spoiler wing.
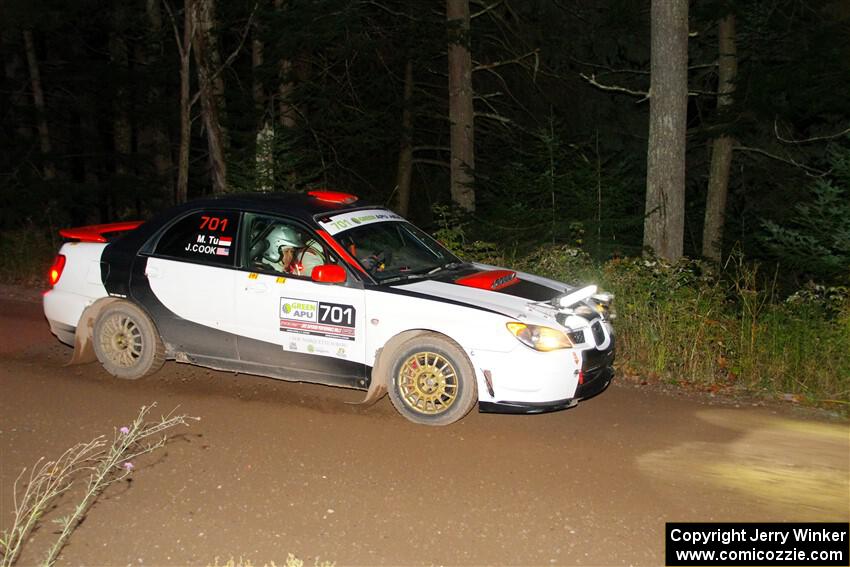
[59,221,143,243]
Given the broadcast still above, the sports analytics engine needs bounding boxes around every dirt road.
[1,293,848,566]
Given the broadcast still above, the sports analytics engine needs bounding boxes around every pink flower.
[119,426,130,435]
[122,462,134,472]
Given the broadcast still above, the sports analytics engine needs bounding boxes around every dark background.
[1,0,848,284]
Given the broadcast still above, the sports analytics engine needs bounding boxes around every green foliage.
[227,126,325,194]
[761,147,850,283]
[479,125,644,258]
[430,203,504,264]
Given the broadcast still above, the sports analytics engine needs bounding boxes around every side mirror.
[311,264,347,284]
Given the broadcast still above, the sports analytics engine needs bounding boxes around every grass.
[481,243,850,408]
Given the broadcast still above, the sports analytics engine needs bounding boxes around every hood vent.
[454,269,519,291]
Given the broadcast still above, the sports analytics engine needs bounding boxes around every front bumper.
[478,364,614,415]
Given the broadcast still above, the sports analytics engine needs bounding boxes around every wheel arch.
[357,327,461,406]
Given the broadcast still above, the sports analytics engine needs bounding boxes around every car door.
[134,209,240,361]
[234,213,368,388]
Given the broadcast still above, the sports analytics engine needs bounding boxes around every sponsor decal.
[283,335,350,359]
[318,208,405,235]
[280,298,318,322]
[248,272,258,280]
[280,319,355,339]
[275,276,286,284]
[279,297,356,340]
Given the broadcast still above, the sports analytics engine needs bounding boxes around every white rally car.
[43,191,615,425]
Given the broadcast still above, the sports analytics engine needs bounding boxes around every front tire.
[93,301,165,380]
[387,332,477,426]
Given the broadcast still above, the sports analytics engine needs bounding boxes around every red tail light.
[48,254,66,287]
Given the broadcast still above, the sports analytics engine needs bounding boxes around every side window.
[243,214,328,277]
[155,210,240,266]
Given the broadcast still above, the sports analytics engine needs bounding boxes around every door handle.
[246,282,267,293]
[146,266,161,279]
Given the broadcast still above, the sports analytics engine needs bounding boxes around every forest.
[1,0,848,404]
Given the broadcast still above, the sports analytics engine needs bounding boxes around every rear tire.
[387,332,477,426]
[93,301,165,380]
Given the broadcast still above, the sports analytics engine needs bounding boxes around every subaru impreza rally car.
[43,191,615,425]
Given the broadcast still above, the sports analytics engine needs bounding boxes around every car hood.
[390,265,575,321]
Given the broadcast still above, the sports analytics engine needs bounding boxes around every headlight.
[506,322,573,351]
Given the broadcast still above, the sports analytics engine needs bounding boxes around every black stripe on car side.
[376,285,508,317]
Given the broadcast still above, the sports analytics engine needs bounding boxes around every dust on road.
[1,296,847,566]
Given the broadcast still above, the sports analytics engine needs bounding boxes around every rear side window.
[155,210,240,266]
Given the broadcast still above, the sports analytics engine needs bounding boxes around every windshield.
[332,220,462,283]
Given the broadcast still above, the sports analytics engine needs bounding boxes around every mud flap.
[355,380,387,406]
[349,346,389,406]
[66,297,119,366]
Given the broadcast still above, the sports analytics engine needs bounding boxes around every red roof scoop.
[455,269,519,291]
[308,190,358,204]
[59,221,143,243]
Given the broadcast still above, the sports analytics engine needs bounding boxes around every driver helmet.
[264,225,303,262]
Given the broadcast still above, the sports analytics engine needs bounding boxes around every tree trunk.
[643,0,688,260]
[273,0,300,187]
[137,0,174,199]
[447,0,475,212]
[278,58,297,130]
[395,59,415,217]
[193,0,227,194]
[702,13,737,262]
[2,28,31,140]
[253,30,274,192]
[22,29,55,180]
[175,0,193,204]
[196,0,228,149]
[109,5,132,177]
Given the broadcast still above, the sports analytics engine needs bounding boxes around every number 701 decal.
[318,302,355,327]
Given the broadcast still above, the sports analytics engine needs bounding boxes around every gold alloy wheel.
[99,313,143,368]
[397,351,459,415]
